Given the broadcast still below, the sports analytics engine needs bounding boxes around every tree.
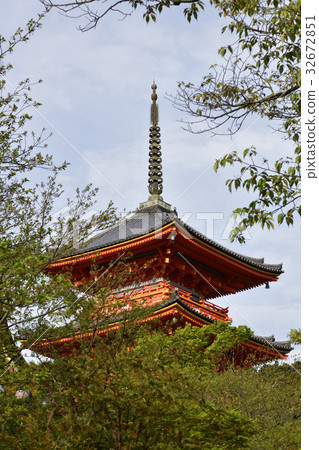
[40,0,205,29]
[0,322,300,448]
[0,6,300,448]
[41,0,301,242]
[0,17,118,369]
[174,0,301,242]
[213,359,301,449]
[288,328,301,345]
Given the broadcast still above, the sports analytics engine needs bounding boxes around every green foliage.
[0,323,300,448]
[215,360,301,449]
[213,146,300,242]
[288,328,301,345]
[0,18,118,368]
[177,0,300,136]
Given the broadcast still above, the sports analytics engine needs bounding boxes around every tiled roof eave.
[24,294,291,356]
[158,296,217,325]
[56,212,176,260]
[50,212,283,276]
[163,296,292,353]
[178,219,283,274]
[250,334,293,352]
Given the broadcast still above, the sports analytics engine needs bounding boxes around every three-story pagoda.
[31,84,292,363]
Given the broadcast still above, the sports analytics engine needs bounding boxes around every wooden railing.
[108,280,230,322]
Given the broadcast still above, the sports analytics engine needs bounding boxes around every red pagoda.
[31,83,292,362]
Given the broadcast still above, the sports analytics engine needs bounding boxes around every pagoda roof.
[62,202,283,275]
[249,334,292,352]
[82,203,175,254]
[32,83,291,364]
[164,290,292,353]
[24,288,292,358]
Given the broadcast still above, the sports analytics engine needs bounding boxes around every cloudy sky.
[2,0,303,353]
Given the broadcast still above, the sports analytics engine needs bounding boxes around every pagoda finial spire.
[139,83,172,211]
[150,81,159,127]
[148,82,163,196]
